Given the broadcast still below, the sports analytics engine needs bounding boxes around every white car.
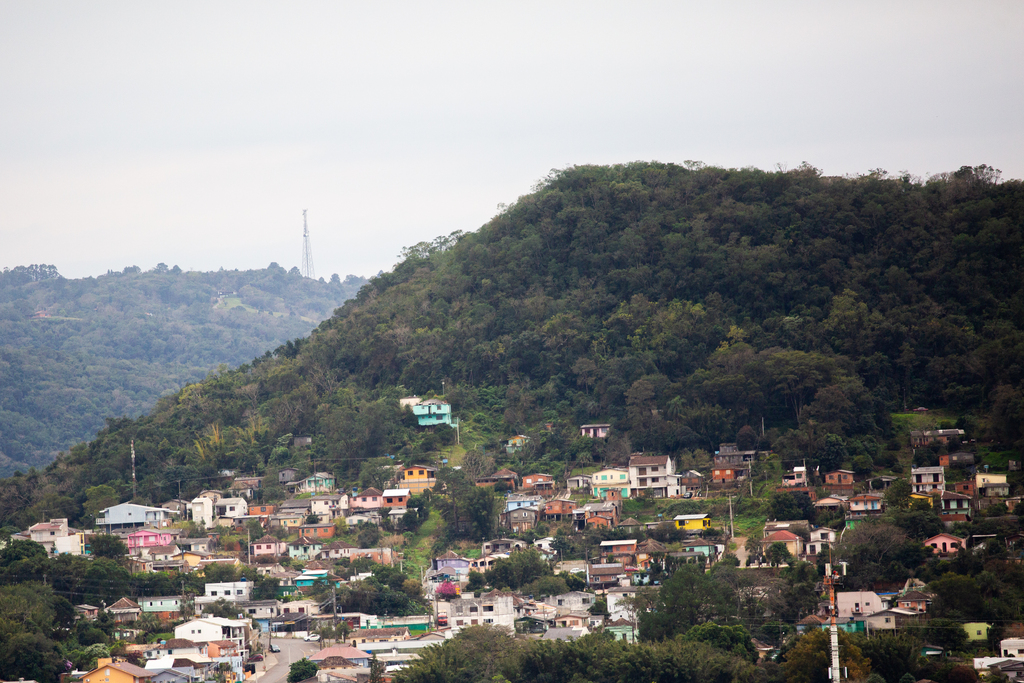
[304,633,321,642]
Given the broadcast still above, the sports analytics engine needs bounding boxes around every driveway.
[252,636,322,683]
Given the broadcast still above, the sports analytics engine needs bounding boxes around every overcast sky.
[2,2,1022,281]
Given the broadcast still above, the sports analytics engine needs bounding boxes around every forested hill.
[2,161,1023,527]
[0,264,366,476]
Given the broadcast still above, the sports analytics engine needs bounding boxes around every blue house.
[412,399,453,427]
[95,503,174,532]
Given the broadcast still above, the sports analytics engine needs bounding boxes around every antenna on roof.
[131,440,137,499]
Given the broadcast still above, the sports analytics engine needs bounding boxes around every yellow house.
[397,465,437,495]
[674,514,711,531]
[592,468,630,499]
[82,659,155,683]
[174,550,207,569]
[910,493,933,507]
[963,622,991,641]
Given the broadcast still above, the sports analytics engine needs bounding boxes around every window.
[470,606,478,613]
[484,605,494,612]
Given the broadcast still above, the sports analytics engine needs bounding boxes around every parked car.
[248,654,264,662]
[683,491,693,499]
[304,633,321,642]
[269,644,281,653]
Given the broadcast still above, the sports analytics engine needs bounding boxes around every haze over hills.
[0,161,1022,527]
[0,263,367,476]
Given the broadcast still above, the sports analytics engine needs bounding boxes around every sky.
[1,2,1022,281]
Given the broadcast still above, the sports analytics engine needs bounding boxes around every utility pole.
[301,210,315,279]
[824,557,844,683]
[728,495,735,539]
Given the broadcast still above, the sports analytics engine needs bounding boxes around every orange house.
[298,524,336,540]
[543,499,577,521]
[249,505,276,516]
[81,660,154,683]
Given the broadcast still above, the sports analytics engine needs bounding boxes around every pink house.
[251,535,288,557]
[924,533,965,557]
[351,487,384,510]
[126,528,176,551]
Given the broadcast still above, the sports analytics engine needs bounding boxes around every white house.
[196,581,252,610]
[214,498,248,520]
[436,591,515,635]
[188,497,215,529]
[628,454,675,498]
[95,503,174,532]
[174,617,251,656]
[837,591,886,619]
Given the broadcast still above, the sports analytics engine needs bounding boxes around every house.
[412,398,454,427]
[139,596,182,621]
[574,502,620,530]
[506,435,530,454]
[350,488,384,510]
[399,396,422,408]
[1001,638,1024,657]
[955,480,977,497]
[501,506,538,532]
[910,429,965,446]
[476,468,519,490]
[711,465,750,483]
[600,539,638,565]
[978,473,1010,498]
[95,503,174,532]
[318,540,358,561]
[542,498,577,521]
[187,497,215,529]
[229,476,263,498]
[288,539,325,561]
[939,491,974,522]
[591,468,630,498]
[381,489,411,507]
[292,472,336,495]
[764,530,803,558]
[848,493,884,518]
[814,496,848,513]
[635,538,667,569]
[437,590,516,634]
[579,424,610,438]
[783,466,808,487]
[674,514,711,531]
[270,513,304,530]
[107,597,142,623]
[396,465,437,494]
[196,581,252,610]
[482,538,528,556]
[628,454,675,498]
[837,591,884,619]
[522,473,555,491]
[278,467,300,483]
[79,659,155,683]
[310,645,372,668]
[911,466,945,494]
[248,504,276,516]
[862,607,922,631]
[714,445,757,467]
[897,591,932,613]
[566,474,591,490]
[805,527,836,558]
[125,528,176,551]
[310,495,345,521]
[824,470,856,495]
[587,563,628,590]
[940,452,976,468]
[505,494,543,512]
[298,524,336,540]
[174,617,251,656]
[348,626,411,646]
[925,533,965,556]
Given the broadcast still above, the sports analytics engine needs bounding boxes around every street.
[252,635,321,683]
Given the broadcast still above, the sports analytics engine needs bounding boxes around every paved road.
[733,536,749,566]
[252,636,321,683]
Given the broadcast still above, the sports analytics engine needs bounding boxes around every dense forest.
[1,161,1022,527]
[0,263,366,475]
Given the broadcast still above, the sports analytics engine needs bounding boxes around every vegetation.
[0,263,365,475]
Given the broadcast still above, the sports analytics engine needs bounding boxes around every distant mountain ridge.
[0,263,366,475]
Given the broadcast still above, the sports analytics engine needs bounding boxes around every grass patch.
[401,510,444,573]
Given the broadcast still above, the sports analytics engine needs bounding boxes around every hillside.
[1,161,1022,527]
[0,263,366,475]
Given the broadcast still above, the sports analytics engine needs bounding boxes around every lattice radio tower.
[301,209,315,279]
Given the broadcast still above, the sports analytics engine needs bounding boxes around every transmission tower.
[301,209,315,279]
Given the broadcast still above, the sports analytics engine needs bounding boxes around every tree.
[925,618,969,653]
[736,425,757,451]
[818,434,847,473]
[484,549,551,590]
[83,485,119,518]
[884,478,912,511]
[89,535,128,562]
[783,629,871,683]
[765,542,792,567]
[287,658,318,683]
[638,565,734,641]
[368,653,385,683]
[851,633,922,683]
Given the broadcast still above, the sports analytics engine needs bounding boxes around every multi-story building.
[396,465,437,494]
[628,454,675,498]
[591,468,630,498]
[174,617,251,657]
[910,466,945,494]
[95,503,174,532]
[437,591,516,634]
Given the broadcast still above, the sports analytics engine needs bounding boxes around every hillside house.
[955,480,977,497]
[714,444,756,467]
[214,497,248,520]
[636,538,667,568]
[317,540,358,561]
[79,660,156,683]
[592,468,630,498]
[298,524,336,540]
[482,538,528,556]
[248,504,276,516]
[278,467,300,483]
[940,452,976,468]
[412,398,453,426]
[814,496,848,513]
[676,469,703,492]
[783,466,808,487]
[925,533,965,556]
[825,470,856,495]
[848,493,884,518]
[476,468,518,490]
[896,591,932,613]
[837,591,884,619]
[196,581,251,611]
[566,474,591,490]
[107,597,142,623]
[288,539,325,561]
[711,465,749,483]
[862,608,922,632]
[438,590,516,634]
[544,591,595,614]
[396,464,437,494]
[628,454,675,498]
[501,506,539,532]
[174,617,251,656]
[522,473,555,491]
[543,498,577,521]
[505,494,543,512]
[805,526,836,558]
[587,563,628,590]
[139,596,182,621]
[940,491,974,522]
[764,530,803,558]
[96,504,174,532]
[580,424,610,438]
[229,476,263,498]
[309,494,345,520]
[600,539,638,564]
[381,488,411,507]
[28,518,89,555]
[674,514,711,532]
[977,473,1010,498]
[291,472,336,495]
[911,466,945,494]
[910,429,965,446]
[251,535,288,557]
[574,502,620,530]
[351,488,384,509]
[506,435,530,454]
